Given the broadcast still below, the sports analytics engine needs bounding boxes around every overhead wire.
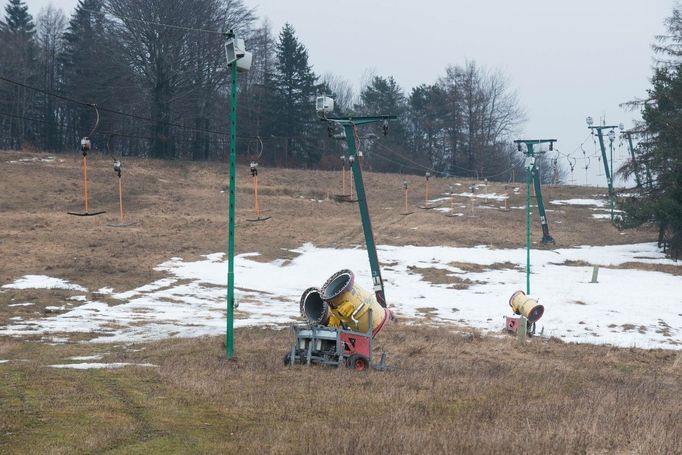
[0,75,263,141]
[0,111,153,141]
[370,141,524,181]
[80,7,226,36]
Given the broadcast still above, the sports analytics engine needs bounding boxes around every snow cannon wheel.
[347,354,369,371]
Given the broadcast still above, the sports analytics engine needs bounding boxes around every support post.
[625,133,642,188]
[226,61,237,358]
[532,166,554,244]
[343,123,386,307]
[526,160,531,295]
[514,139,557,295]
[589,125,618,223]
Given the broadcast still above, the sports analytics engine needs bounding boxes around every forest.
[0,0,529,180]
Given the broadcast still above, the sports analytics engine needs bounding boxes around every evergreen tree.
[269,23,320,166]
[0,0,38,148]
[621,6,682,259]
[622,64,682,258]
[359,75,409,172]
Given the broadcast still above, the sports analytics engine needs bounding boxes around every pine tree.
[621,6,682,259]
[0,0,38,148]
[269,23,320,166]
[359,76,409,172]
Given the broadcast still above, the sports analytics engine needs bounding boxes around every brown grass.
[0,150,679,454]
[1,325,681,454]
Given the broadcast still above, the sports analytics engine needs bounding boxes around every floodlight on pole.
[586,116,594,126]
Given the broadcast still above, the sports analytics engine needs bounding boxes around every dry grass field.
[0,150,680,454]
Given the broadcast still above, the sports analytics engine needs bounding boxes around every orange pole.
[350,173,354,200]
[118,177,124,222]
[342,166,346,195]
[253,174,260,218]
[83,155,89,213]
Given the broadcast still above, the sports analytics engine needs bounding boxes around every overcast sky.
[21,0,676,186]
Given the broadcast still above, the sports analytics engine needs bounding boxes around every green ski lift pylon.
[513,138,557,295]
[318,95,395,308]
[224,30,252,359]
[514,139,556,246]
[621,126,653,189]
[68,104,106,217]
[586,116,618,223]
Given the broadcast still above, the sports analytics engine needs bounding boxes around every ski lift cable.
[371,144,523,180]
[0,75,262,140]
[81,7,226,36]
[0,111,153,141]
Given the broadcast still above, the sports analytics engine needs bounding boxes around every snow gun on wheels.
[283,96,395,371]
[286,270,391,371]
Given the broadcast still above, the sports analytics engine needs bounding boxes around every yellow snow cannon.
[509,290,544,323]
[320,269,390,337]
[299,287,341,328]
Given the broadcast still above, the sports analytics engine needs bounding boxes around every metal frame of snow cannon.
[285,309,385,371]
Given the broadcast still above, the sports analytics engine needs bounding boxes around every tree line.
[619,5,682,259]
[0,0,531,180]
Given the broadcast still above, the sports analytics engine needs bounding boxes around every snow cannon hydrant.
[285,270,390,371]
[320,269,391,337]
[505,290,544,337]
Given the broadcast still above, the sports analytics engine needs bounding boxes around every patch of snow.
[68,295,87,302]
[68,355,104,361]
[0,360,9,364]
[8,302,34,307]
[112,278,177,300]
[49,362,157,369]
[455,192,509,201]
[1,243,680,349]
[550,198,607,208]
[45,306,66,312]
[2,275,87,292]
[95,288,114,295]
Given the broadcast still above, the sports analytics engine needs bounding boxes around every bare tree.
[36,5,66,150]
